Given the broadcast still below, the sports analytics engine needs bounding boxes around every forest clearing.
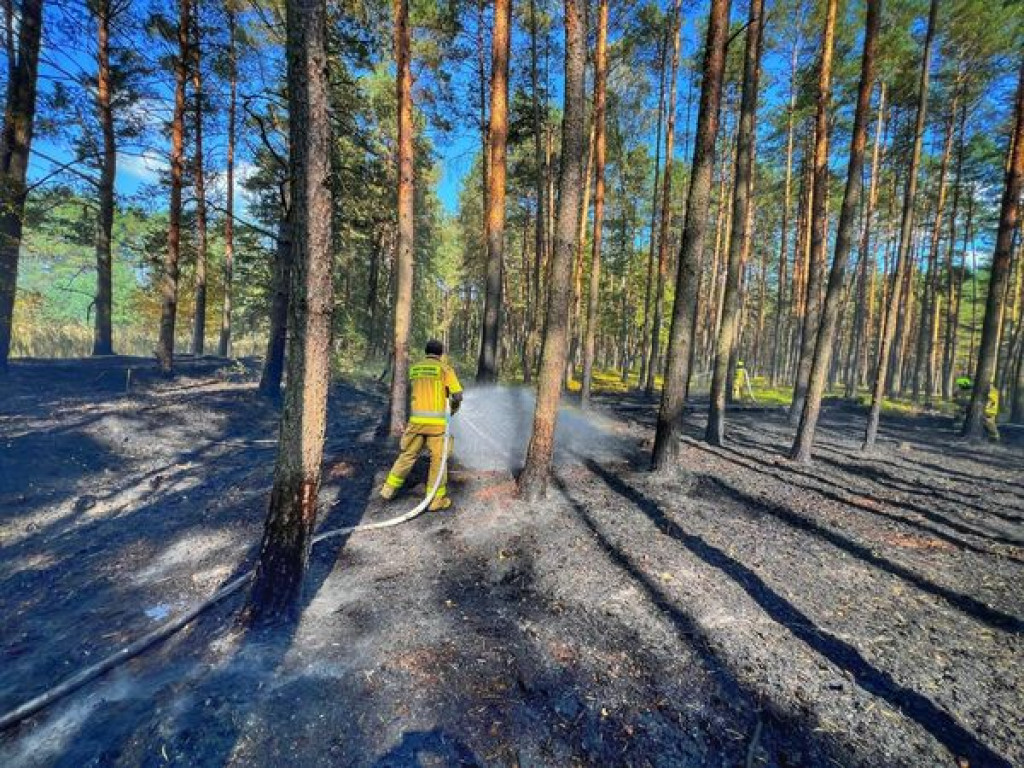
[0,357,1021,766]
[1,0,1023,765]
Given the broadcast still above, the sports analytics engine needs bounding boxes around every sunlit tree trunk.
[789,0,838,425]
[92,0,116,356]
[916,91,957,403]
[518,0,585,500]
[638,30,667,393]
[156,0,190,375]
[218,4,237,358]
[942,98,967,401]
[477,0,511,382]
[0,0,43,373]
[246,0,333,623]
[791,0,881,463]
[389,0,414,435]
[580,0,608,408]
[191,2,209,357]
[770,36,800,386]
[846,85,886,397]
[526,0,545,384]
[706,0,763,445]
[646,0,682,395]
[963,57,1024,440]
[651,0,731,472]
[864,0,938,448]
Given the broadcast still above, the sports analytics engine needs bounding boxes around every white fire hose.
[0,414,453,731]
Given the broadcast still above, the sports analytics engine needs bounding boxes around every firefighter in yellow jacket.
[380,340,463,510]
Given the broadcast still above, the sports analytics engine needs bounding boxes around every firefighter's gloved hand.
[450,392,463,416]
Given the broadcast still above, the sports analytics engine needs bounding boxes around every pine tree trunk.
[789,0,838,425]
[791,0,880,463]
[246,0,333,623]
[518,0,586,501]
[646,1,683,395]
[847,85,886,397]
[638,30,668,393]
[477,0,511,382]
[191,3,208,357]
[92,0,116,356]
[0,0,43,373]
[651,0,731,472]
[942,98,967,401]
[389,0,414,436]
[706,0,763,445]
[580,0,608,408]
[156,0,190,375]
[218,5,237,358]
[259,211,292,398]
[963,57,1024,439]
[770,36,800,386]
[526,0,545,384]
[864,0,938,448]
[917,93,957,403]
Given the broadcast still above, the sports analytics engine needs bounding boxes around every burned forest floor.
[1,356,1022,767]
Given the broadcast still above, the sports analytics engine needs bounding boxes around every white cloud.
[117,148,168,184]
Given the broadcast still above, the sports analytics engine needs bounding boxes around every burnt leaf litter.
[1,357,1021,767]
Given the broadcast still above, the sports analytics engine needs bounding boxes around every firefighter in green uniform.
[954,375,1000,441]
[380,340,463,510]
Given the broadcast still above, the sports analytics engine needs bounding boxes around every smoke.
[451,385,635,472]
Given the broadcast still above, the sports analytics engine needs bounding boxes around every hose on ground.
[0,419,453,732]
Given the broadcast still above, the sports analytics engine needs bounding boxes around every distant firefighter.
[954,375,999,441]
[380,340,463,510]
[733,360,750,402]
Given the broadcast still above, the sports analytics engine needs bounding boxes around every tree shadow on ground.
[583,459,1013,768]
[716,433,1024,551]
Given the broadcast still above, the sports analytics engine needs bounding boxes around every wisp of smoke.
[451,385,634,472]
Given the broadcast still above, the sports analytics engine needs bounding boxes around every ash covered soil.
[1,357,1022,767]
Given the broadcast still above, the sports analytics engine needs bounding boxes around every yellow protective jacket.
[986,388,999,420]
[408,355,463,435]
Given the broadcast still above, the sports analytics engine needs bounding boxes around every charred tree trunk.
[706,0,763,445]
[789,0,838,425]
[477,0,511,383]
[246,0,333,623]
[864,0,937,448]
[651,0,731,472]
[156,0,190,375]
[791,0,880,462]
[218,5,237,358]
[191,3,209,356]
[389,0,414,435]
[92,0,116,356]
[0,0,43,373]
[518,0,585,500]
[580,0,608,408]
[963,57,1024,440]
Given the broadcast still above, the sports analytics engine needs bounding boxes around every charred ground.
[0,357,1021,767]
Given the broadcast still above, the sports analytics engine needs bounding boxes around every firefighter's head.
[425,339,444,357]
[736,360,745,369]
[956,375,972,391]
